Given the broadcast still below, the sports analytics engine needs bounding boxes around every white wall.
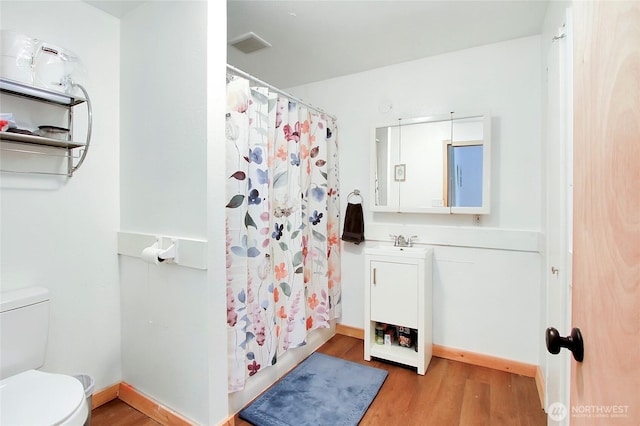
[119,4,207,237]
[0,1,121,391]
[119,1,218,424]
[289,36,543,364]
[206,1,231,423]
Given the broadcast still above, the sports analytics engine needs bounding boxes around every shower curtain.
[225,75,341,392]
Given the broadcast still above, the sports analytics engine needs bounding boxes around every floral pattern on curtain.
[225,75,341,393]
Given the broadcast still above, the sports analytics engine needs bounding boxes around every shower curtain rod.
[226,64,337,121]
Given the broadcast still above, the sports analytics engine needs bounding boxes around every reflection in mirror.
[371,113,490,214]
[374,127,389,206]
[446,115,486,207]
[447,143,483,207]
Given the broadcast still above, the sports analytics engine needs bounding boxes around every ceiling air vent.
[229,32,272,54]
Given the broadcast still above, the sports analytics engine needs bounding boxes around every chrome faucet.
[390,234,418,247]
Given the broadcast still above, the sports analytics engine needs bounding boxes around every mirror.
[371,113,491,214]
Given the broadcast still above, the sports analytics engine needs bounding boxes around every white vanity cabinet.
[364,246,433,374]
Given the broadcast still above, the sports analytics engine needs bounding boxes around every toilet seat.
[0,369,88,426]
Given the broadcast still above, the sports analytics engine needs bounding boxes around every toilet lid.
[0,369,88,426]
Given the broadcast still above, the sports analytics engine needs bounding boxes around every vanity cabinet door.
[369,259,418,329]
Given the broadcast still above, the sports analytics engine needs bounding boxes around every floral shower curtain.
[225,75,341,392]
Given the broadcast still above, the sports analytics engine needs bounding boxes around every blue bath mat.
[239,352,388,426]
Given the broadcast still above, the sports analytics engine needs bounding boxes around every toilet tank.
[0,287,50,380]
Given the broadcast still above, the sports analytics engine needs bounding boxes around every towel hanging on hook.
[342,189,365,244]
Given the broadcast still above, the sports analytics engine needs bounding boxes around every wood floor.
[92,398,161,426]
[93,334,546,426]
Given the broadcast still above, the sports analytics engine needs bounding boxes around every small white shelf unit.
[364,246,433,375]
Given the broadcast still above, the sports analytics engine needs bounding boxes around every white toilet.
[0,287,89,425]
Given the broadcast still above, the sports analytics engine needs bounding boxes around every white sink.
[365,245,430,257]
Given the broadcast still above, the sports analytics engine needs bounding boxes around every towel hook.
[347,189,363,204]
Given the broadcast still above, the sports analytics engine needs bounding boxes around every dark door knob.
[546,327,584,362]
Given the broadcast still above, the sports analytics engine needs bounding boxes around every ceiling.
[83,1,549,89]
[84,1,145,18]
[228,1,549,88]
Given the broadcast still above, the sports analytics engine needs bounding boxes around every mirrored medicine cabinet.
[371,112,491,214]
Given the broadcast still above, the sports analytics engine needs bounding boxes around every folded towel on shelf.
[341,202,365,244]
[0,113,17,130]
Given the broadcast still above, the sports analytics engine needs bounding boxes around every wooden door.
[572,1,640,424]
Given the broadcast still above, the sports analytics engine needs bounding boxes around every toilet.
[0,287,88,425]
